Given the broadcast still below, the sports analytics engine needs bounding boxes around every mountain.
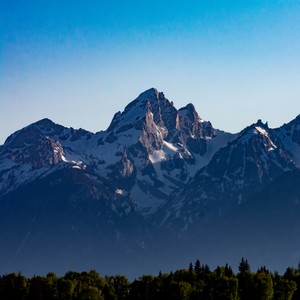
[0,88,299,277]
[94,88,234,216]
[157,119,297,231]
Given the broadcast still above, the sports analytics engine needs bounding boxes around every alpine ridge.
[0,88,300,277]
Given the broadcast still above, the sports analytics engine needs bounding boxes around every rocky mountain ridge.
[1,88,300,276]
[0,88,235,215]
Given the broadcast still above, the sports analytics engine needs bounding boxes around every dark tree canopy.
[0,260,299,300]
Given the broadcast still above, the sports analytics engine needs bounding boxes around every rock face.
[0,88,300,277]
[87,88,230,215]
[157,119,297,232]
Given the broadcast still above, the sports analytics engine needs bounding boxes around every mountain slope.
[0,88,299,277]
[157,119,297,232]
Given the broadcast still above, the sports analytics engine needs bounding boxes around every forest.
[1,259,300,300]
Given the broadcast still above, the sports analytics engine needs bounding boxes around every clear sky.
[1,1,300,144]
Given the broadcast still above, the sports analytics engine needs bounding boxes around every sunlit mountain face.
[1,88,300,277]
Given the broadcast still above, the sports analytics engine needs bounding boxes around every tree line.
[1,258,300,300]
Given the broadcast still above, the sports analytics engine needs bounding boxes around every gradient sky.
[1,1,300,144]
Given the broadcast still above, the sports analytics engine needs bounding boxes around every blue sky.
[1,1,300,144]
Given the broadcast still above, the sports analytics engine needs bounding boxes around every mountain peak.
[179,103,196,114]
[239,119,269,137]
[34,118,55,127]
[254,119,268,128]
[138,87,159,98]
[125,88,160,111]
[107,88,177,133]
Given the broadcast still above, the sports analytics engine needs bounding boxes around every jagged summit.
[133,87,160,101]
[123,87,165,114]
[107,88,177,134]
[106,88,215,143]
[255,119,268,127]
[235,119,271,144]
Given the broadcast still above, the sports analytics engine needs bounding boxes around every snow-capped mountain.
[0,88,299,276]
[0,118,93,195]
[157,119,298,232]
[0,88,235,215]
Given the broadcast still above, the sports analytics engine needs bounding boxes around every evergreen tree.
[188,262,193,273]
[203,264,211,276]
[224,263,234,278]
[238,258,253,300]
[239,257,251,273]
[194,259,201,276]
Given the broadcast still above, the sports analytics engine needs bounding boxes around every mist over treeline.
[1,258,300,300]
